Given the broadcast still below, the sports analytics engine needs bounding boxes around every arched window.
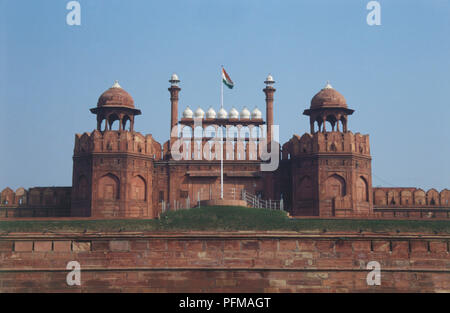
[195,125,205,138]
[130,176,146,201]
[98,173,120,200]
[325,174,346,198]
[240,126,250,139]
[356,176,369,202]
[374,189,387,206]
[123,115,131,131]
[108,113,120,130]
[182,126,193,138]
[414,190,426,205]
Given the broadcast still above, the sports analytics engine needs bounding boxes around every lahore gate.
[1,75,449,219]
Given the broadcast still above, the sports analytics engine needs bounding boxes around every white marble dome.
[252,107,262,119]
[240,107,250,119]
[171,73,179,81]
[182,106,193,118]
[266,74,274,83]
[217,107,228,119]
[194,107,205,118]
[229,107,239,119]
[206,107,216,119]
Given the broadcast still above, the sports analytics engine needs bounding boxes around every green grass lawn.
[0,206,449,234]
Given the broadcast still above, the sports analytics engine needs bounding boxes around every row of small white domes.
[182,106,262,119]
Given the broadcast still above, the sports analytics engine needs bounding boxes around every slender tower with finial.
[263,74,276,145]
[168,73,181,148]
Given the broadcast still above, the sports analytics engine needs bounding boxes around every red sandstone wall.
[281,132,373,217]
[0,232,449,292]
[373,187,450,219]
[0,187,71,217]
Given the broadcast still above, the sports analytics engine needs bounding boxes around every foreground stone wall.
[0,232,449,292]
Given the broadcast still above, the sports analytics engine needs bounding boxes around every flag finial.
[112,80,121,88]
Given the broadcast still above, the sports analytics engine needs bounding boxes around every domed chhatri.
[182,106,193,119]
[90,80,141,132]
[240,107,251,119]
[229,107,239,119]
[97,80,135,109]
[252,107,262,119]
[194,107,205,118]
[264,74,275,86]
[206,107,217,119]
[217,107,228,119]
[169,73,180,86]
[303,82,354,134]
[310,81,347,109]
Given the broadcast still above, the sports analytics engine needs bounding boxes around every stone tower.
[263,74,276,145]
[168,74,181,149]
[283,82,373,217]
[71,81,161,218]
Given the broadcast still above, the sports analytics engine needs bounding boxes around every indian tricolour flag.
[222,67,234,89]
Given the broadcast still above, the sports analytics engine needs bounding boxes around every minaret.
[263,74,276,144]
[168,73,181,147]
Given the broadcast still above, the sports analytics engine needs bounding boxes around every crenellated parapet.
[1,186,71,207]
[372,187,450,218]
[282,131,370,160]
[74,130,162,159]
[0,186,71,217]
[373,187,450,207]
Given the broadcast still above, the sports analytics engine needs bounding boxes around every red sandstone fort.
[1,75,449,219]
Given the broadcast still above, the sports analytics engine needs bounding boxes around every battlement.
[373,187,450,207]
[74,130,162,160]
[0,186,71,217]
[282,131,370,159]
[1,186,71,207]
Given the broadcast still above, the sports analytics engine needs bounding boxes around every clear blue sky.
[0,0,449,191]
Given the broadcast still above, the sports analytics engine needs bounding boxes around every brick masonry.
[0,232,449,292]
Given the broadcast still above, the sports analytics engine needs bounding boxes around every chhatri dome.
[217,107,228,119]
[194,107,205,118]
[97,80,135,109]
[265,74,275,85]
[182,106,193,118]
[206,107,216,119]
[252,107,262,119]
[240,107,251,119]
[229,107,239,119]
[310,81,347,110]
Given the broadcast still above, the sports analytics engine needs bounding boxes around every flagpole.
[220,66,224,199]
[220,65,224,109]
